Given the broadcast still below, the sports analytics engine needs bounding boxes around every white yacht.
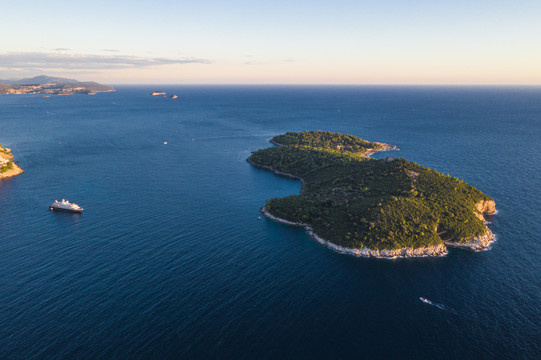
[49,199,83,213]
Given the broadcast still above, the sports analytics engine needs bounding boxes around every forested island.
[0,145,23,179]
[0,75,114,95]
[248,131,496,258]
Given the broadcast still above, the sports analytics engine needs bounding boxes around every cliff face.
[475,199,497,221]
[444,199,497,251]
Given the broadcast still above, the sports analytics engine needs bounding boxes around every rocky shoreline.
[444,221,496,251]
[0,146,24,180]
[0,163,24,179]
[262,203,496,258]
[443,199,497,251]
[261,206,448,259]
[247,158,305,185]
[364,142,399,157]
[269,139,286,147]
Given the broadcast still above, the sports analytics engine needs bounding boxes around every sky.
[1,0,540,84]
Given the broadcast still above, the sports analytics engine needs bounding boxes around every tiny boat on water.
[419,297,431,304]
[49,199,83,213]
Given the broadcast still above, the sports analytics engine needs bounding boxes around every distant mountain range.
[0,75,114,95]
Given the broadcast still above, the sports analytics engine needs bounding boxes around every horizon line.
[107,83,541,86]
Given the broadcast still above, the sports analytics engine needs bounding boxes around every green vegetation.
[273,130,382,153]
[0,161,13,174]
[249,131,493,250]
[0,145,18,175]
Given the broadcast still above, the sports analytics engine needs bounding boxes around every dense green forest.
[272,131,382,153]
[249,131,493,250]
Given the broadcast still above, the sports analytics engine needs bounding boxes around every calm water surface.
[1,86,540,359]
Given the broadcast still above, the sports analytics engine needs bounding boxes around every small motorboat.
[419,297,431,304]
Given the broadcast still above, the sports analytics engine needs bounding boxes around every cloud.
[102,49,119,52]
[54,48,71,51]
[244,58,295,66]
[0,52,211,71]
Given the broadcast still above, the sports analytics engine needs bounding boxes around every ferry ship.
[49,199,83,213]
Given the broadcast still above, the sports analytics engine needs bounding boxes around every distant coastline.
[0,75,114,96]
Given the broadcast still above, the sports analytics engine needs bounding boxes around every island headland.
[0,145,23,179]
[0,75,114,95]
[248,131,496,259]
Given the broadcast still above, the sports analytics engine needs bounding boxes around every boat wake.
[419,297,458,314]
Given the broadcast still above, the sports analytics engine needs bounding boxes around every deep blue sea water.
[1,86,540,359]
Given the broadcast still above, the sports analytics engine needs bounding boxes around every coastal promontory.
[248,131,496,259]
[0,145,23,179]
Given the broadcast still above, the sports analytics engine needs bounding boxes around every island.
[248,131,496,259]
[0,75,114,95]
[0,145,23,179]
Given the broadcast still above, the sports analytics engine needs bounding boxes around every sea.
[0,86,540,359]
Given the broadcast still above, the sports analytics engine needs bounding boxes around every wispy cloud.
[244,58,295,66]
[0,52,211,71]
[102,49,119,52]
[54,48,71,51]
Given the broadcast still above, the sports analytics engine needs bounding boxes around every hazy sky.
[1,0,540,84]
